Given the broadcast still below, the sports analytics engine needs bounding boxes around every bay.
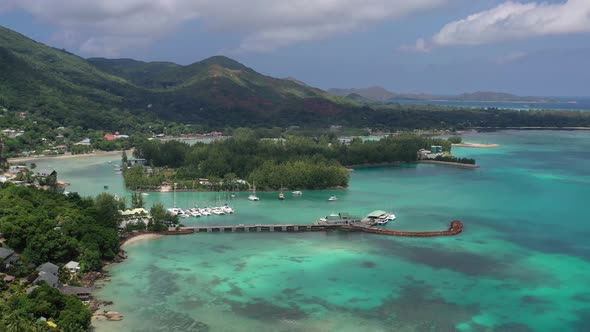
[34,130,590,331]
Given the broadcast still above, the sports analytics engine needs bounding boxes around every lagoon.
[35,130,590,331]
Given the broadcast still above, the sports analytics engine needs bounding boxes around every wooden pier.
[172,220,463,238]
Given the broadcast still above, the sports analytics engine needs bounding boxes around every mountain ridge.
[328,87,555,103]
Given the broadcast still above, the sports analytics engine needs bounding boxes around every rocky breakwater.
[92,310,123,322]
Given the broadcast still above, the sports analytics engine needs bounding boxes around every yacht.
[328,196,338,201]
[292,191,303,196]
[222,204,234,214]
[278,193,285,200]
[248,182,260,201]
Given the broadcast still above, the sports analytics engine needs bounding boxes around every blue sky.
[1,0,589,96]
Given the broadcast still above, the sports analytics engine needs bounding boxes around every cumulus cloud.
[409,0,590,51]
[1,0,445,55]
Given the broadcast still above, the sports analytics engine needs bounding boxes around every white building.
[64,261,80,274]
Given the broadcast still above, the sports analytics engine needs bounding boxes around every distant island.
[328,87,556,103]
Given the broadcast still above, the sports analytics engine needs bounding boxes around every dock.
[172,220,463,238]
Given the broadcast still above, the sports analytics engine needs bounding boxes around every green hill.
[0,25,357,129]
[0,25,589,132]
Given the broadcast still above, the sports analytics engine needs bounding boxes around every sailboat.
[248,182,259,201]
[278,185,285,200]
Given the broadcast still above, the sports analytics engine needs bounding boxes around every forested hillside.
[1,25,589,132]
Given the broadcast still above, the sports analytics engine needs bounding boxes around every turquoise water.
[391,98,590,112]
[36,131,590,331]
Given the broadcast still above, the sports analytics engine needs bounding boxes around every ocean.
[34,130,590,331]
[390,97,590,112]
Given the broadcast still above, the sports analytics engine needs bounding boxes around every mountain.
[0,25,356,130]
[329,86,554,103]
[0,25,588,132]
[329,87,395,102]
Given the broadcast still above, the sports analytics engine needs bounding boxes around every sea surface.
[34,130,590,331]
[391,97,590,112]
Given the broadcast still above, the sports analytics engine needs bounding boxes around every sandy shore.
[452,142,500,148]
[8,150,132,163]
[121,233,164,247]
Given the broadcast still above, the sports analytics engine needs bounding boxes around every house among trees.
[64,261,80,274]
[59,285,92,301]
[33,262,60,288]
[75,138,91,146]
[127,158,147,166]
[0,247,19,271]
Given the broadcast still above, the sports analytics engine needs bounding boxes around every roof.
[59,285,91,295]
[367,210,388,218]
[34,272,59,288]
[104,134,117,141]
[26,285,40,294]
[64,261,79,269]
[119,208,149,216]
[36,262,59,275]
[0,247,14,260]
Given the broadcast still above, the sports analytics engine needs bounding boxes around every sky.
[1,0,589,96]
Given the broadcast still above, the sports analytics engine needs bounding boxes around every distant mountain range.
[0,25,587,131]
[328,87,556,103]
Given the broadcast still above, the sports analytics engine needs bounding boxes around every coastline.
[474,126,590,131]
[8,149,131,163]
[90,232,165,324]
[121,233,164,248]
[452,142,500,148]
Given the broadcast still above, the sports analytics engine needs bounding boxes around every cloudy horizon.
[1,0,589,96]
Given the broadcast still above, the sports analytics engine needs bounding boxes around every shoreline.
[474,126,590,131]
[90,232,165,323]
[120,232,165,248]
[8,149,132,163]
[452,142,500,148]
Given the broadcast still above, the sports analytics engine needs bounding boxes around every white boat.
[248,182,259,201]
[292,191,303,196]
[222,205,234,214]
[141,193,149,196]
[387,214,397,221]
[199,208,211,216]
[211,208,224,215]
[328,196,338,201]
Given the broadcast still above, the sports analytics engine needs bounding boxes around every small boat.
[141,193,149,196]
[278,193,285,200]
[230,193,236,198]
[292,191,303,196]
[103,185,109,189]
[248,182,259,201]
[222,204,234,214]
[328,196,338,201]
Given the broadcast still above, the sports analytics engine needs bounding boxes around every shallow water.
[36,131,590,331]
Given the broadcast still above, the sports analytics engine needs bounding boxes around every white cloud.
[2,0,446,56]
[412,0,590,51]
[494,51,527,64]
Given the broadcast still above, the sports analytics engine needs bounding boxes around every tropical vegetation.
[125,131,455,190]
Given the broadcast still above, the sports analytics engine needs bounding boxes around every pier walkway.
[175,220,463,237]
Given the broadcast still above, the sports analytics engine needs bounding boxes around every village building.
[59,285,92,301]
[0,247,19,271]
[75,138,91,146]
[64,261,80,274]
[33,262,60,288]
[127,158,147,166]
